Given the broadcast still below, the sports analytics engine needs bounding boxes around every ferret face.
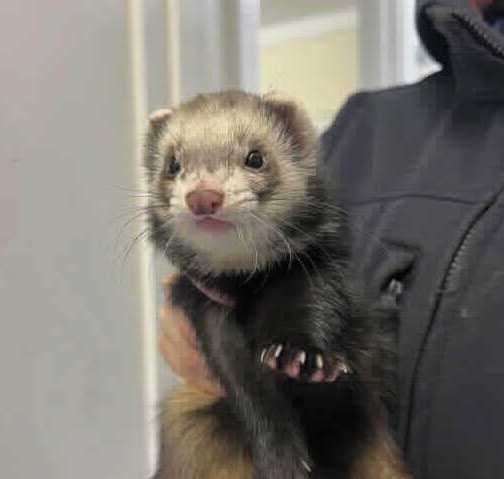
[145,91,319,273]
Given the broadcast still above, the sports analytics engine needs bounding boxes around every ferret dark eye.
[245,150,264,170]
[164,156,181,177]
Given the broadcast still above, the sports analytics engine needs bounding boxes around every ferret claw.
[260,343,283,370]
[298,350,306,365]
[301,459,312,473]
[259,343,349,384]
[260,348,267,363]
[274,344,283,358]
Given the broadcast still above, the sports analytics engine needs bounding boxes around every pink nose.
[185,189,224,215]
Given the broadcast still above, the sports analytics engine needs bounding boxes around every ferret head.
[144,91,322,275]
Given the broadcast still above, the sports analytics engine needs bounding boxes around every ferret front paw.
[259,343,351,383]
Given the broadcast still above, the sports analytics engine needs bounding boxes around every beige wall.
[260,28,358,128]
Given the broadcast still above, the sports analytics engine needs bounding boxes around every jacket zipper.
[454,12,504,58]
[441,12,504,291]
[443,194,502,293]
[442,225,476,293]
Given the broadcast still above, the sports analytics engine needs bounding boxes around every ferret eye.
[164,156,181,177]
[245,150,264,170]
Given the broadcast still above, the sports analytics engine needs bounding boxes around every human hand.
[158,275,224,397]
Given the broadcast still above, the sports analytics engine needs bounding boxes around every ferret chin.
[144,90,411,479]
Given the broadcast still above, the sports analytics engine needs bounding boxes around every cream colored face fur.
[148,93,318,273]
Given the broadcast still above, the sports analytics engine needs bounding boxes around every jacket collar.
[418,1,504,100]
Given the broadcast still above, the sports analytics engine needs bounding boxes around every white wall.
[0,1,154,477]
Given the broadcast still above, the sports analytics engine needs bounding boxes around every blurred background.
[0,1,437,478]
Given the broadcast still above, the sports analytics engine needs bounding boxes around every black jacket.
[322,1,504,478]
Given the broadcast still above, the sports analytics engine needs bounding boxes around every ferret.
[144,90,410,479]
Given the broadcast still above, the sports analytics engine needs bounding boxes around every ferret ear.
[148,108,173,135]
[262,92,316,155]
[262,91,298,125]
[144,108,173,175]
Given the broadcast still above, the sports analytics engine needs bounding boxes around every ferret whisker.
[243,225,260,283]
[248,211,294,272]
[115,186,167,203]
[113,185,154,195]
[226,198,257,209]
[297,248,323,282]
[228,188,254,196]
[118,204,170,218]
[163,231,177,258]
[120,225,152,268]
[266,195,346,213]
[257,197,391,256]
[127,192,163,200]
[116,210,150,236]
[250,212,315,288]
[116,205,169,231]
[230,194,346,218]
[112,209,159,255]
[291,249,316,289]
[274,217,335,263]
[235,224,250,258]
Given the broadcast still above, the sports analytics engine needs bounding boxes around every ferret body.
[144,91,409,478]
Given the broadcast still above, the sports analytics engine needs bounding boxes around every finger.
[158,320,199,368]
[162,273,179,288]
[159,305,198,348]
[158,317,225,397]
[158,308,196,364]
[158,334,178,371]
[160,336,224,397]
[159,333,204,380]
[162,273,180,302]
